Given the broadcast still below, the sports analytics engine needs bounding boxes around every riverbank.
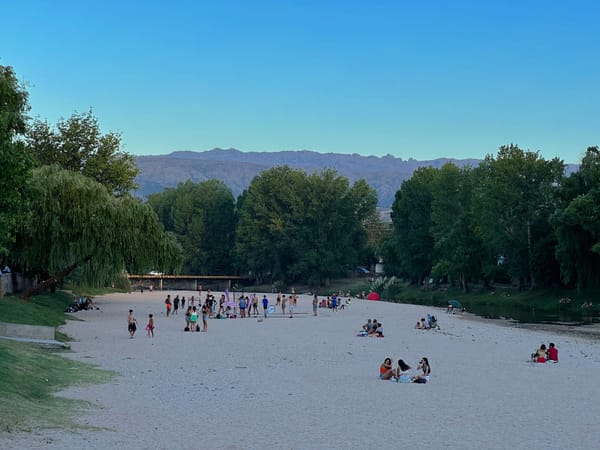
[2,290,600,449]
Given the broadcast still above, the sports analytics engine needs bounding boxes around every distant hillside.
[134,149,576,207]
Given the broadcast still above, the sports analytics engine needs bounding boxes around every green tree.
[0,65,33,261]
[26,110,138,196]
[430,163,482,292]
[292,172,377,286]
[235,166,307,284]
[553,146,600,290]
[472,145,564,289]
[383,167,437,285]
[17,166,181,298]
[235,166,376,286]
[147,180,236,274]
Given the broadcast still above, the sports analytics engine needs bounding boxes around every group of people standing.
[380,357,431,383]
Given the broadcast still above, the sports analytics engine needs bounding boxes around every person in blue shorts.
[262,295,269,318]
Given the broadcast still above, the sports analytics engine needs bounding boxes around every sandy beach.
[3,290,600,450]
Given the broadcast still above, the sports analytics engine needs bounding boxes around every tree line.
[2,63,599,296]
[382,144,600,293]
[1,66,181,298]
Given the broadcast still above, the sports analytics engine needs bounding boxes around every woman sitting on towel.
[379,358,394,380]
[412,357,431,383]
[393,359,412,383]
[533,344,547,363]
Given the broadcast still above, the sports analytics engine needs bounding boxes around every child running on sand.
[128,309,137,338]
[146,314,154,337]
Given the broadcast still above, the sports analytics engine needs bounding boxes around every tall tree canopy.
[16,166,181,297]
[235,166,377,287]
[147,179,236,274]
[383,166,437,285]
[430,163,482,292]
[0,65,32,258]
[472,145,564,289]
[26,110,139,196]
[553,146,600,290]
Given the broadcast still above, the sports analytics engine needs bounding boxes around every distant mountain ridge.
[134,148,574,207]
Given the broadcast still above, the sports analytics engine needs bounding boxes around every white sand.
[3,290,600,450]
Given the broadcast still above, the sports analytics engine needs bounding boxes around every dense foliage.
[0,65,32,258]
[16,166,181,296]
[384,145,600,292]
[147,180,236,274]
[3,61,600,294]
[26,110,139,196]
[1,64,180,297]
[235,167,377,287]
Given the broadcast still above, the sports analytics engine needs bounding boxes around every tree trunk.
[20,256,92,299]
[460,273,469,293]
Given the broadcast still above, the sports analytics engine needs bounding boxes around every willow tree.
[147,179,236,274]
[17,166,181,298]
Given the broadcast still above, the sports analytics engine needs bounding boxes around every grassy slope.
[391,283,599,317]
[0,292,115,433]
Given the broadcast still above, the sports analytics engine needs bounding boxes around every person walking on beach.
[128,309,137,338]
[312,294,318,316]
[262,295,269,318]
[181,296,186,309]
[252,295,259,317]
[201,303,209,332]
[146,314,154,337]
[281,295,287,316]
[165,295,172,317]
[173,295,180,315]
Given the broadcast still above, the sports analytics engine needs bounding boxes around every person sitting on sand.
[547,343,558,362]
[412,357,431,383]
[380,358,394,380]
[393,359,412,383]
[533,344,547,363]
[367,320,380,336]
[369,323,384,338]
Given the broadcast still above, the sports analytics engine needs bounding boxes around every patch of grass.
[0,291,73,328]
[0,291,117,433]
[69,286,128,297]
[0,339,115,434]
[390,283,599,321]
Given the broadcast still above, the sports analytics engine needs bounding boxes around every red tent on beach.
[367,292,380,301]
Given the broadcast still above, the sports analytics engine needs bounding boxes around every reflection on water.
[466,303,600,325]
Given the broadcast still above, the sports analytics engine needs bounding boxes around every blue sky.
[2,1,598,163]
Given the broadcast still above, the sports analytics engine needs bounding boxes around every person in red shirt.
[547,342,559,362]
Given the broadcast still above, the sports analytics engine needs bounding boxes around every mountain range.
[133,149,574,207]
